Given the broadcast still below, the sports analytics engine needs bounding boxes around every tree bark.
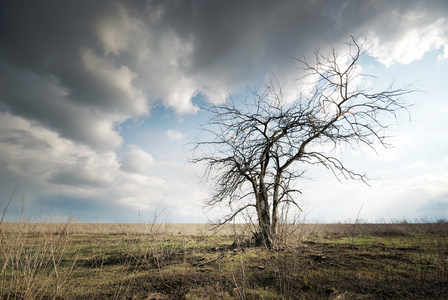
[271,173,282,239]
[257,184,273,248]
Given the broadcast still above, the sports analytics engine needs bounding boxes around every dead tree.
[192,37,413,248]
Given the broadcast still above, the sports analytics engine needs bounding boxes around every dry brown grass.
[1,221,446,236]
[0,221,447,299]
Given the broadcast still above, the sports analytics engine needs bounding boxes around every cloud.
[0,112,205,222]
[80,48,147,115]
[1,0,448,222]
[0,1,145,151]
[0,128,51,150]
[167,130,187,141]
[0,43,126,150]
[120,146,154,175]
[303,169,448,223]
[364,16,448,66]
[2,0,447,151]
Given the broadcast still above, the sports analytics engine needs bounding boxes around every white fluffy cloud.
[0,112,204,222]
[365,17,448,66]
[166,130,187,141]
[120,146,154,175]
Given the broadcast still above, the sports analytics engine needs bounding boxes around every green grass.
[1,222,447,299]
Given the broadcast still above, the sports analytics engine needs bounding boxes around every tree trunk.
[270,173,282,239]
[256,187,273,249]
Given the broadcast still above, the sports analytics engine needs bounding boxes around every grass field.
[1,221,447,299]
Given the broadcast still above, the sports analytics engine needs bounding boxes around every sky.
[0,0,447,224]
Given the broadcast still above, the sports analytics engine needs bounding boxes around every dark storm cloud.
[0,1,127,111]
[146,0,448,83]
[1,0,447,150]
[155,1,336,73]
[48,168,110,188]
[0,128,51,150]
[0,0,145,149]
[0,62,126,149]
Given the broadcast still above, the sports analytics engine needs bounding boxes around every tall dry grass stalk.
[0,187,78,299]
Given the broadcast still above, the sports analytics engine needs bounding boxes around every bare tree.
[192,37,413,248]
